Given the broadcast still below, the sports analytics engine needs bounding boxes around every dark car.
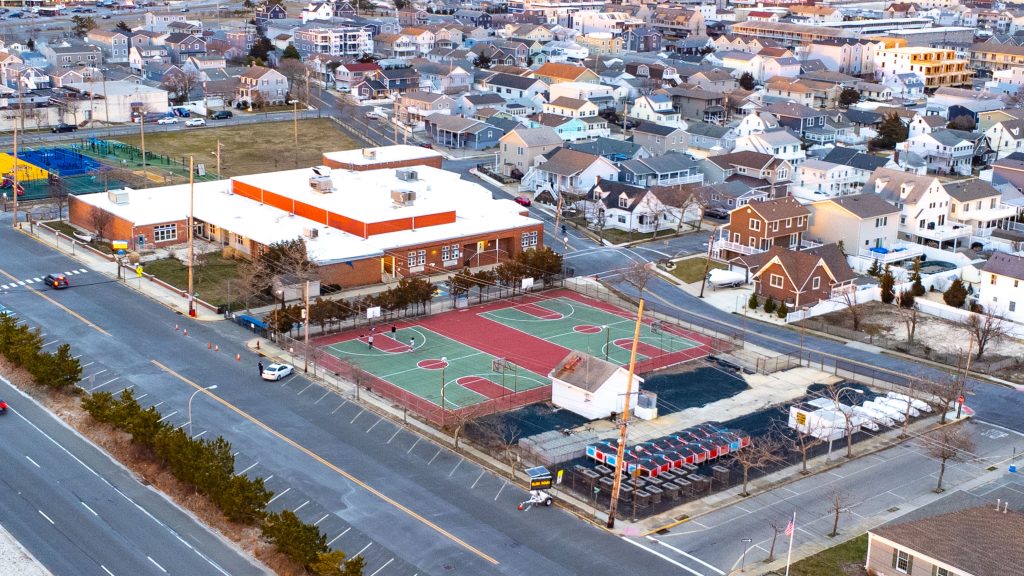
[43,274,69,289]
[211,110,233,120]
[704,207,729,220]
[52,123,77,133]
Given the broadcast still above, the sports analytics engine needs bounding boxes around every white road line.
[449,458,463,478]
[267,487,291,505]
[387,429,401,444]
[80,361,93,368]
[31,278,41,283]
[354,542,372,557]
[38,510,55,525]
[407,437,421,453]
[369,558,394,576]
[42,340,58,348]
[265,475,274,482]
[314,391,330,404]
[332,401,347,414]
[365,417,382,434]
[152,401,164,408]
[315,514,329,526]
[192,431,207,439]
[157,410,178,422]
[177,421,190,431]
[294,500,309,512]
[327,531,346,546]
[148,556,167,573]
[78,268,87,273]
[297,382,315,395]
[471,471,484,489]
[646,536,725,575]
[622,538,703,576]
[87,369,108,379]
[428,449,441,465]
[350,409,364,425]
[81,502,98,516]
[101,566,115,576]
[136,393,147,400]
[494,481,506,501]
[25,455,40,468]
[236,462,258,476]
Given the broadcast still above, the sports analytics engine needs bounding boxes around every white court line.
[620,538,703,576]
[369,559,394,576]
[646,536,725,575]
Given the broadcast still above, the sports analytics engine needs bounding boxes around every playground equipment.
[1,175,25,196]
[518,466,554,511]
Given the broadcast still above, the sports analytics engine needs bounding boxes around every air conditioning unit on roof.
[396,168,418,181]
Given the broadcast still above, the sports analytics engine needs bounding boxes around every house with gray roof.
[807,194,910,264]
[566,138,649,163]
[619,152,703,188]
[632,122,689,155]
[587,179,705,235]
[423,113,505,149]
[522,147,619,202]
[979,252,1024,321]
[684,121,735,158]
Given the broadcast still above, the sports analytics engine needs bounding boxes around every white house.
[865,167,970,248]
[734,129,806,167]
[985,118,1024,159]
[523,147,620,200]
[733,110,781,137]
[761,57,801,81]
[979,253,1024,322]
[589,179,704,234]
[807,194,913,264]
[794,159,861,200]
[898,130,975,176]
[549,352,642,421]
[629,94,685,129]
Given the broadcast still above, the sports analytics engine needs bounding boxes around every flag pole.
[784,511,797,576]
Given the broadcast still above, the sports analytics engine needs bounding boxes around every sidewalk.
[18,221,221,321]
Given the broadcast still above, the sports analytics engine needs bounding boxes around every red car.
[514,196,532,207]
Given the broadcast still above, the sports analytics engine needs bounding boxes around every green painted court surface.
[478,297,701,366]
[324,326,549,410]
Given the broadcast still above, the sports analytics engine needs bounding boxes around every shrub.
[776,301,790,318]
[879,265,896,304]
[748,293,759,310]
[867,259,881,277]
[943,278,968,308]
[763,296,777,314]
[898,289,915,308]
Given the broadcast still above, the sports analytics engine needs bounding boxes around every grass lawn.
[42,220,114,254]
[143,253,240,306]
[669,256,726,284]
[119,118,359,177]
[788,534,868,576]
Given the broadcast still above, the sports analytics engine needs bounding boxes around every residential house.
[294,26,374,58]
[618,153,703,188]
[734,129,806,167]
[688,69,737,93]
[301,2,334,23]
[822,147,895,189]
[129,44,171,72]
[945,179,1018,234]
[733,110,781,138]
[401,27,436,55]
[807,194,909,264]
[685,122,735,159]
[708,51,763,82]
[985,118,1024,159]
[498,126,563,178]
[533,62,599,85]
[144,12,189,33]
[236,65,288,106]
[397,8,428,27]
[566,138,649,163]
[855,81,893,102]
[761,57,802,81]
[370,65,421,95]
[397,91,455,124]
[460,92,509,117]
[898,129,976,176]
[716,197,810,260]
[743,244,855,308]
[255,2,288,28]
[624,61,679,85]
[880,72,925,102]
[907,113,946,138]
[423,113,504,149]
[42,43,103,69]
[866,504,1024,576]
[629,94,685,129]
[543,96,599,119]
[524,148,619,201]
[416,60,472,95]
[662,85,726,125]
[530,112,609,141]
[788,6,843,25]
[979,253,1024,321]
[453,9,492,29]
[702,151,793,199]
[374,34,416,59]
[764,102,832,145]
[481,72,548,103]
[163,33,206,65]
[623,27,663,53]
[762,76,816,107]
[588,180,703,235]
[335,62,379,90]
[86,30,130,64]
[632,123,689,156]
[865,167,970,248]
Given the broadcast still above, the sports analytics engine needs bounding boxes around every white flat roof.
[322,144,443,166]
[76,167,541,264]
[67,81,166,97]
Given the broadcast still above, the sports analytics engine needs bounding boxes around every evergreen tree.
[838,87,861,107]
[738,72,756,91]
[898,289,915,308]
[748,292,759,310]
[910,259,926,297]
[262,510,328,569]
[282,44,301,60]
[871,113,908,150]
[943,278,968,308]
[776,301,789,319]
[879,265,896,304]
[763,296,777,314]
[867,258,881,277]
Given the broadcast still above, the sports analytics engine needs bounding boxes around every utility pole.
[292,98,299,167]
[214,140,222,178]
[139,105,148,188]
[699,228,717,298]
[11,73,19,230]
[187,156,195,317]
[606,299,644,528]
[303,280,310,373]
[957,332,974,419]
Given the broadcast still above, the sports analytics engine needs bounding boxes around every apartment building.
[875,47,972,89]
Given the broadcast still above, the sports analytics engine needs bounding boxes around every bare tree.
[894,292,920,345]
[897,378,919,439]
[965,310,1009,360]
[923,371,967,424]
[730,434,784,496]
[837,288,862,331]
[622,261,655,300]
[925,424,975,493]
[825,385,860,458]
[473,418,521,478]
[826,486,850,537]
[89,207,113,239]
[765,518,786,562]
[49,175,70,222]
[160,69,202,104]
[448,404,484,450]
[783,419,827,475]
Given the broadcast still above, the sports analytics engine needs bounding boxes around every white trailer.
[853,405,892,428]
[707,269,746,289]
[886,392,933,413]
[878,397,920,418]
[864,400,905,423]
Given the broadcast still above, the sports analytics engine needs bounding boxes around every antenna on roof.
[312,166,323,176]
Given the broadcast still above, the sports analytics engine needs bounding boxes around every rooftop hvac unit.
[108,189,130,205]
[396,168,418,181]
[390,189,416,206]
[303,227,319,239]
[635,391,658,421]
[362,148,377,160]
[309,175,333,193]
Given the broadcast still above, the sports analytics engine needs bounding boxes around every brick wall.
[69,196,186,248]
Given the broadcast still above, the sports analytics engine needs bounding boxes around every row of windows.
[441,244,461,261]
[406,249,426,267]
[749,216,805,232]
[768,273,820,290]
[153,224,177,242]
[521,231,538,248]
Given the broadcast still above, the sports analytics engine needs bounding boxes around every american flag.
[784,516,795,537]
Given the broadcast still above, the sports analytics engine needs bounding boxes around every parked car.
[43,274,69,289]
[157,117,177,125]
[514,196,532,207]
[211,110,233,120]
[51,123,76,133]
[261,363,294,381]
[184,118,206,127]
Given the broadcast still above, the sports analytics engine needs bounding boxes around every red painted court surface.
[457,376,512,399]
[513,302,564,320]
[359,333,408,352]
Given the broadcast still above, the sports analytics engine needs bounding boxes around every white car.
[157,117,177,125]
[261,363,294,381]
[184,118,206,127]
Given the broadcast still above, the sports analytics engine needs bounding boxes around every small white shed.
[549,352,642,421]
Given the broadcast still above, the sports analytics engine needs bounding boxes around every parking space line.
[42,340,58,348]
[280,375,296,386]
[449,458,463,478]
[494,481,506,501]
[136,393,147,400]
[350,410,364,425]
[294,500,309,512]
[157,410,178,423]
[354,543,372,557]
[332,401,347,414]
[387,429,401,444]
[80,362,93,367]
[622,538,702,576]
[647,536,725,575]
[428,449,441,465]
[366,417,382,434]
[267,487,291,505]
[236,462,258,476]
[297,382,315,395]
[314,391,330,404]
[192,431,207,439]
[407,437,420,453]
[369,559,394,576]
[471,472,484,489]
[327,529,348,546]
[315,514,329,526]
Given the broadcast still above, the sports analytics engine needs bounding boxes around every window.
[451,244,460,259]
[1010,301,1017,313]
[619,196,629,208]
[812,276,820,290]
[992,274,998,285]
[771,221,779,232]
[416,250,426,265]
[893,550,913,573]
[153,224,177,242]
[785,218,792,228]
[442,245,450,261]
[235,234,244,246]
[750,219,761,231]
[521,231,537,248]
[769,274,783,288]
[407,251,416,267]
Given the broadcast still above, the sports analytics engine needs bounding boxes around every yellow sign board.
[796,412,807,426]
[135,265,144,278]
[111,240,128,251]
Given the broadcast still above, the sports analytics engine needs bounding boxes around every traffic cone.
[235,353,241,361]
[208,342,212,350]
[214,345,219,352]
[183,329,187,336]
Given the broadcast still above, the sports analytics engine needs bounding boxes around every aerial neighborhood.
[2,0,1024,575]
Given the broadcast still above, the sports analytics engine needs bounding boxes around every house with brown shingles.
[701,150,793,198]
[533,62,599,85]
[715,196,809,260]
[742,243,855,308]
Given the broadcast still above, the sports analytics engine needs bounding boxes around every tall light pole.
[188,385,218,438]
[603,325,610,362]
[290,99,299,167]
[138,90,148,188]
[439,356,448,428]
[187,156,195,317]
[302,280,310,373]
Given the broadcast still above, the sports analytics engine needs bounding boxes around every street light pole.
[603,325,610,362]
[440,356,448,428]
[188,385,218,438]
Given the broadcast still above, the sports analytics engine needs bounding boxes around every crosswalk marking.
[17,281,24,285]
[32,277,41,282]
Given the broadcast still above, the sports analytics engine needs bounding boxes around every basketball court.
[315,290,713,422]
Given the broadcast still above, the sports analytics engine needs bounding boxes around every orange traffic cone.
[235,353,241,361]
[183,329,188,336]
[214,345,219,352]
[208,342,212,350]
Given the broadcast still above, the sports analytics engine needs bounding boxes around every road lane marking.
[315,514,329,526]
[428,449,441,465]
[267,487,291,505]
[81,502,98,516]
[621,538,703,576]
[0,266,110,335]
[350,409,364,424]
[101,566,115,576]
[148,556,167,573]
[369,558,394,576]
[38,510,55,525]
[449,458,463,478]
[151,359,499,565]
[315,391,330,404]
[157,410,178,422]
[407,437,421,453]
[236,462,258,476]
[646,536,725,575]
[25,455,40,468]
[387,429,401,444]
[494,481,506,501]
[471,472,484,489]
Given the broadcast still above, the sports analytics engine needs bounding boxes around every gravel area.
[0,523,50,576]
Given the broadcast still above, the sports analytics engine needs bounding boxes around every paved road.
[0,224,687,576]
[0,371,264,576]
